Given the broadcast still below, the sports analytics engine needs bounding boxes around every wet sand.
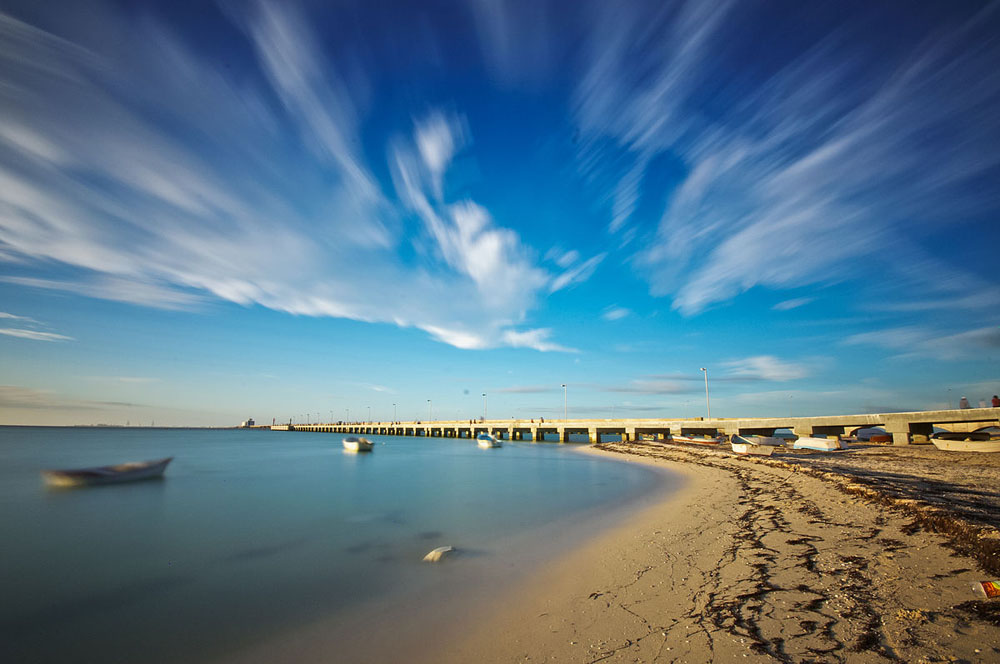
[441,441,1000,663]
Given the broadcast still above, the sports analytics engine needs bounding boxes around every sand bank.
[439,441,1000,663]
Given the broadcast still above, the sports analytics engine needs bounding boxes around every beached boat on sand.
[343,436,374,452]
[730,435,775,455]
[477,433,502,448]
[671,434,724,445]
[42,457,173,488]
[792,436,848,451]
[930,432,1000,453]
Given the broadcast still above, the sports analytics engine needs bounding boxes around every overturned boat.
[42,457,173,488]
[792,436,848,451]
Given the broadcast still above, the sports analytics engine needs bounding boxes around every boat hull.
[343,437,374,452]
[731,442,775,456]
[670,435,723,445]
[792,436,847,451]
[42,457,173,488]
[931,436,1000,453]
[476,435,502,448]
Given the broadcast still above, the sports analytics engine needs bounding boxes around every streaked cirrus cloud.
[0,4,592,352]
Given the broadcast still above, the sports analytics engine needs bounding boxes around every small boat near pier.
[476,432,502,448]
[343,436,374,452]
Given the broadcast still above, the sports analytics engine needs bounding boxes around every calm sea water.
[0,427,668,663]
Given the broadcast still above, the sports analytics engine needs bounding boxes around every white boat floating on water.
[730,435,775,455]
[671,434,724,445]
[343,436,374,452]
[792,436,848,451]
[42,457,173,488]
[930,432,1000,453]
[476,433,502,448]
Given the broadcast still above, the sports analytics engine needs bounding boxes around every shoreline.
[213,443,677,664]
[438,442,1000,662]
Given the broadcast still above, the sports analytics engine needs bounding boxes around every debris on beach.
[974,580,1000,599]
[422,545,454,562]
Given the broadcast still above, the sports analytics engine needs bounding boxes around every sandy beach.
[440,441,1000,663]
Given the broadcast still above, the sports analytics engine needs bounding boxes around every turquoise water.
[0,427,667,663]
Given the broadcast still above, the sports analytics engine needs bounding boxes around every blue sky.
[1,0,999,426]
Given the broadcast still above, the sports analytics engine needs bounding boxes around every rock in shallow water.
[423,545,454,562]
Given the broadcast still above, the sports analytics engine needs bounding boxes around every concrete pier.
[266,407,1000,445]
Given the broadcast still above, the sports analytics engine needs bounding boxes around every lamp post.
[482,392,487,421]
[561,384,567,420]
[367,406,371,423]
[427,399,432,421]
[700,368,711,420]
[393,403,397,422]
[346,408,350,423]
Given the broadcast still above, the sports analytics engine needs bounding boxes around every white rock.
[423,545,454,562]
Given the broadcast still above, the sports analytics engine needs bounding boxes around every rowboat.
[42,457,173,488]
[731,442,775,456]
[930,432,1000,453]
[730,435,777,455]
[477,433,502,448]
[792,436,848,451]
[670,434,724,445]
[343,436,374,452]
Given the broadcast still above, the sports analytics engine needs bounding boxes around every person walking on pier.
[959,396,970,409]
[992,395,1000,408]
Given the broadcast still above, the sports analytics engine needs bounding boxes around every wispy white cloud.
[467,0,554,86]
[0,328,72,342]
[605,379,689,395]
[772,297,814,311]
[0,385,140,410]
[497,384,558,394]
[843,325,1000,361]
[720,355,810,382]
[85,376,159,384]
[0,311,38,323]
[549,252,606,293]
[573,2,1000,315]
[501,328,576,353]
[601,306,630,321]
[0,5,578,353]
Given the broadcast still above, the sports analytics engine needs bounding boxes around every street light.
[393,403,397,421]
[561,384,567,420]
[700,368,711,420]
[346,408,350,423]
[427,399,432,421]
[367,406,371,423]
[483,392,487,421]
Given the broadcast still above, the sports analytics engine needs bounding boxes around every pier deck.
[262,407,1000,445]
